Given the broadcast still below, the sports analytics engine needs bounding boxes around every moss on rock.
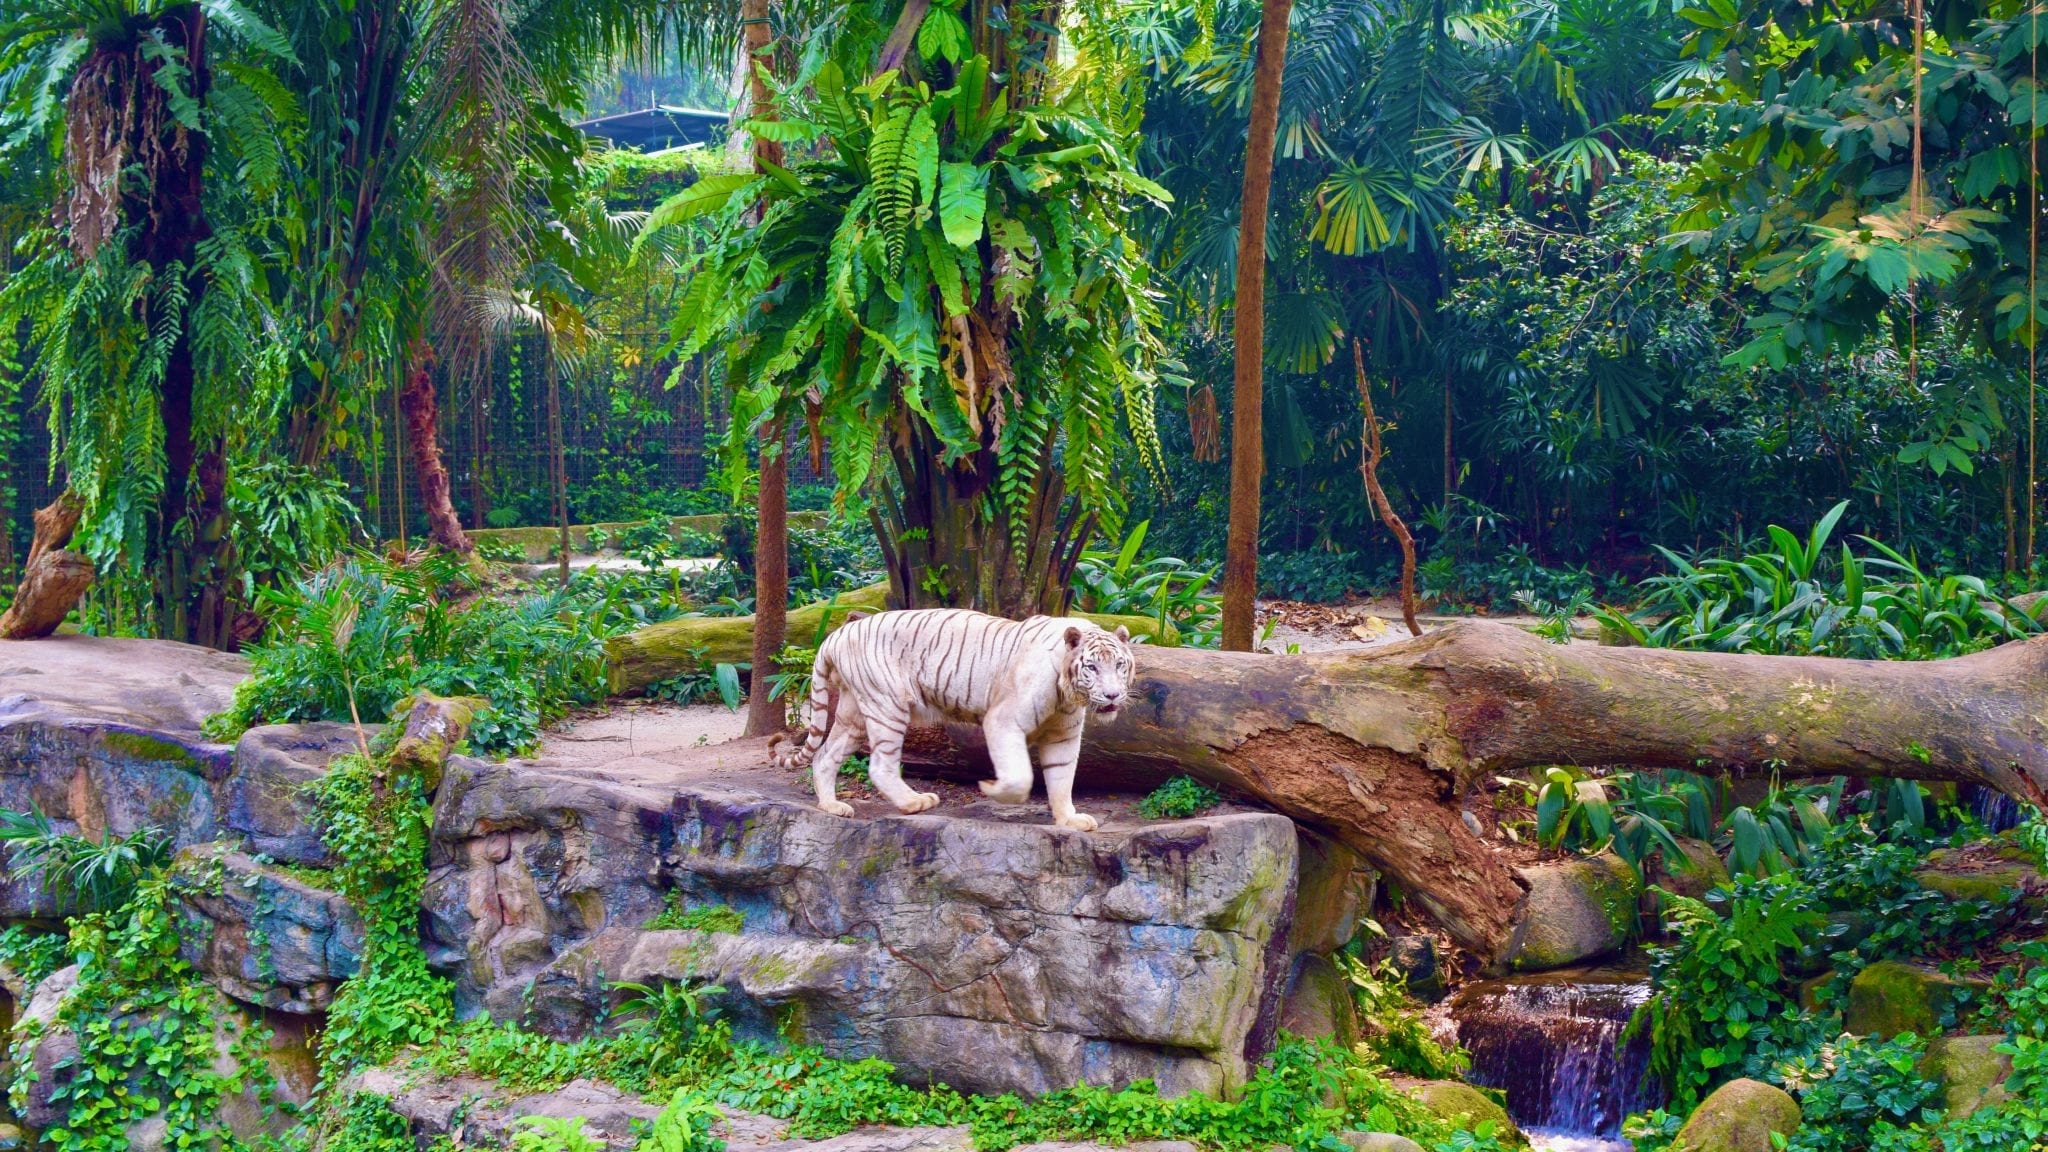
[1674,1078,1800,1152]
[1509,852,1641,971]
[1400,1081,1526,1147]
[1920,1034,2012,1119]
[1845,961,1990,1038]
[605,582,1182,693]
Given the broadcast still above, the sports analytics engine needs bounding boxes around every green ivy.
[308,751,453,1081]
[645,896,745,934]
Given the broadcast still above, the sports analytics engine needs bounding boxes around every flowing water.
[1970,784,2024,833]
[1435,970,1661,1152]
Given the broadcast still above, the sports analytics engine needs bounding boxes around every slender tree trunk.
[742,0,790,736]
[547,340,568,587]
[1356,342,1418,636]
[1220,0,1293,651]
[400,339,473,554]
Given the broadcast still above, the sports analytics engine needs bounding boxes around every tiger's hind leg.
[811,712,866,818]
[863,701,940,814]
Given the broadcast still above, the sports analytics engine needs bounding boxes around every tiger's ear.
[1114,625,1130,642]
[1065,626,1082,648]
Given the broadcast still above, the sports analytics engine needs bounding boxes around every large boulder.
[1506,853,1640,971]
[424,754,1302,1098]
[1845,961,1991,1038]
[1397,1080,1526,1147]
[1920,1034,2012,1119]
[175,844,364,1013]
[221,722,367,867]
[1673,1079,1800,1152]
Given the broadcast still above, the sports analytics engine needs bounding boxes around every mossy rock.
[1674,1078,1800,1152]
[605,582,1181,694]
[1508,852,1641,971]
[472,512,827,562]
[1654,837,1730,900]
[1400,1081,1526,1147]
[1920,1034,2012,1119]
[1845,961,1991,1038]
[1915,843,2045,915]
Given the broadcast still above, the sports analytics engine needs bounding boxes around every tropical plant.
[0,807,171,913]
[1071,520,1220,647]
[647,1,1171,616]
[1598,502,2045,659]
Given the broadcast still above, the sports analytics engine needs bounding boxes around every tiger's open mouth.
[1095,704,1120,716]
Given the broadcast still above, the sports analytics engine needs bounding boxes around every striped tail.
[769,647,836,768]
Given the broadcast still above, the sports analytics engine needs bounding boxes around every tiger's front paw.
[819,799,856,818]
[896,791,941,814]
[979,779,1030,804]
[1055,811,1099,832]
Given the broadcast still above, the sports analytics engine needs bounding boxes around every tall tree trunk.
[399,339,473,554]
[122,4,225,647]
[1220,0,1293,651]
[743,0,790,736]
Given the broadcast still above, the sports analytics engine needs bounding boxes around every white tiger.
[769,608,1136,831]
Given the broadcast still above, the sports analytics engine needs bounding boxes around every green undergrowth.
[415,1013,1506,1152]
[645,894,745,933]
[1138,776,1223,820]
[1624,817,2048,1151]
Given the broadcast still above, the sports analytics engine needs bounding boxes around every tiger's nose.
[1104,690,1125,704]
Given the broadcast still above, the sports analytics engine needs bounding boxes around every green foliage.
[1341,955,1471,1080]
[1778,1034,1941,1152]
[640,1090,727,1152]
[0,807,171,913]
[647,646,747,711]
[308,751,453,1079]
[8,863,284,1152]
[644,894,745,934]
[227,461,364,595]
[1071,521,1220,647]
[651,14,1170,608]
[1137,777,1222,820]
[0,923,67,990]
[323,1092,419,1152]
[1628,877,1824,1111]
[512,1115,606,1152]
[210,553,621,756]
[1598,503,2043,659]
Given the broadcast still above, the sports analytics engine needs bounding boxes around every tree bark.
[741,0,789,737]
[399,339,473,554]
[1064,625,2048,969]
[0,492,91,639]
[1356,341,1418,636]
[1220,0,1293,651]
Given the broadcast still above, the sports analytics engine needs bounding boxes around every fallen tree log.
[1075,623,2048,970]
[605,582,1180,693]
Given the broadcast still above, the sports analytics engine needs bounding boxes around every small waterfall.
[1969,785,2024,833]
[1438,973,1661,1152]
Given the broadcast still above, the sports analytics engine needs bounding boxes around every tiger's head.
[1065,624,1136,717]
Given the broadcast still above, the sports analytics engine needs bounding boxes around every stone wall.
[0,636,1376,1103]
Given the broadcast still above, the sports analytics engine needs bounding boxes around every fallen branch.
[1354,340,1419,637]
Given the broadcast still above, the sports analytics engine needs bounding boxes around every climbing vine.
[307,750,454,1083]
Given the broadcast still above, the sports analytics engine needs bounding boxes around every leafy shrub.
[475,536,528,563]
[1599,501,2042,659]
[1072,521,1220,646]
[1138,777,1223,820]
[1779,1034,1940,1152]
[1628,877,1823,1111]
[0,807,171,913]
[510,1116,605,1152]
[324,1093,417,1152]
[640,1091,726,1152]
[227,460,363,593]
[209,552,621,756]
[1343,955,1471,1079]
[0,923,68,989]
[1256,549,1376,604]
